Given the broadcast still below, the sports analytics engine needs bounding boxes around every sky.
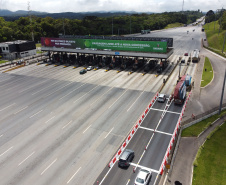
[0,0,225,13]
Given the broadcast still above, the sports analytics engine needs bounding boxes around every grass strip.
[201,57,213,87]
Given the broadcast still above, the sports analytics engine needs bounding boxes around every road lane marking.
[73,85,99,104]
[153,174,159,185]
[18,151,35,166]
[90,87,114,106]
[62,120,72,129]
[149,108,180,115]
[41,158,57,175]
[127,91,144,112]
[108,89,128,109]
[67,167,81,184]
[32,81,59,95]
[0,146,13,157]
[139,127,173,136]
[0,135,3,138]
[59,83,86,100]
[29,110,43,118]
[105,127,114,138]
[45,116,55,123]
[14,106,28,114]
[125,179,130,185]
[0,103,16,112]
[83,125,91,133]
[130,163,159,174]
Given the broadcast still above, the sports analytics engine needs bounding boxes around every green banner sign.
[41,37,167,53]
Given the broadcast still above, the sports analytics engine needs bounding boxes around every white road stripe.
[127,91,144,112]
[0,146,13,157]
[18,151,35,166]
[83,125,91,133]
[32,81,59,95]
[0,103,15,112]
[109,89,128,109]
[29,110,43,118]
[62,120,72,129]
[130,163,159,174]
[45,82,74,97]
[41,158,57,175]
[14,106,28,114]
[73,85,99,103]
[59,83,86,100]
[125,179,130,185]
[67,167,81,184]
[149,107,180,114]
[139,126,173,136]
[45,116,55,123]
[105,127,114,138]
[0,135,3,138]
[90,87,114,106]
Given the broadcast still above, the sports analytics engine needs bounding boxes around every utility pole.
[28,1,34,41]
[219,69,226,114]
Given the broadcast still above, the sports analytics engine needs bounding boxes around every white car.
[87,66,93,71]
[157,94,166,103]
[135,169,152,185]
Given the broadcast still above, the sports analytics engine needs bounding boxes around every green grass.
[203,21,226,54]
[201,57,213,87]
[193,122,226,185]
[0,60,8,64]
[181,109,226,137]
[164,22,184,29]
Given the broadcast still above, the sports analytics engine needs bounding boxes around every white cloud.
[1,0,225,13]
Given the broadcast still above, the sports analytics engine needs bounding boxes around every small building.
[0,40,36,60]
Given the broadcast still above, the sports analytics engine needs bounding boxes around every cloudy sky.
[0,0,225,13]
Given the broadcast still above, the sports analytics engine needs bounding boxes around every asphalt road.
[0,63,167,185]
[95,97,183,185]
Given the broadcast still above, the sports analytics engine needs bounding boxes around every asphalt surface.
[0,62,167,185]
[95,97,183,185]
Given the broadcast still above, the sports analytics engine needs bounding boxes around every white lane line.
[45,82,74,98]
[125,179,130,185]
[153,174,159,185]
[105,127,114,138]
[0,103,16,112]
[67,167,81,184]
[0,135,3,138]
[73,85,99,104]
[59,83,86,100]
[139,126,173,136]
[0,146,13,157]
[31,81,59,95]
[41,158,57,175]
[45,116,55,123]
[149,108,180,115]
[108,89,128,109]
[14,106,28,114]
[99,164,114,185]
[90,87,114,106]
[18,151,35,166]
[62,120,72,129]
[29,110,43,118]
[83,125,92,134]
[130,163,159,174]
[127,91,144,112]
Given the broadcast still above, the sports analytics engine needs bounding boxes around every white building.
[0,40,36,60]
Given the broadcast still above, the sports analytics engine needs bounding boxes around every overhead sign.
[41,37,167,53]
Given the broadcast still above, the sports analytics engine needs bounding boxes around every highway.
[0,24,204,185]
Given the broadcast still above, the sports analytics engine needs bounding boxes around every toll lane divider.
[159,91,192,175]
[108,92,159,168]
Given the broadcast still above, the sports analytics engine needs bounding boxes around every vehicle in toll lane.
[157,94,166,103]
[184,53,188,56]
[118,149,134,168]
[135,169,152,185]
[80,69,87,74]
[87,66,94,71]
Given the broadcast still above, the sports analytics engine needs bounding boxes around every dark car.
[118,149,134,168]
[80,69,87,74]
[184,53,188,56]
[181,59,185,63]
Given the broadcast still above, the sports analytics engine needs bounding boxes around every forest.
[0,11,203,43]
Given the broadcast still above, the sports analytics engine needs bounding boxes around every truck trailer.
[174,79,186,104]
